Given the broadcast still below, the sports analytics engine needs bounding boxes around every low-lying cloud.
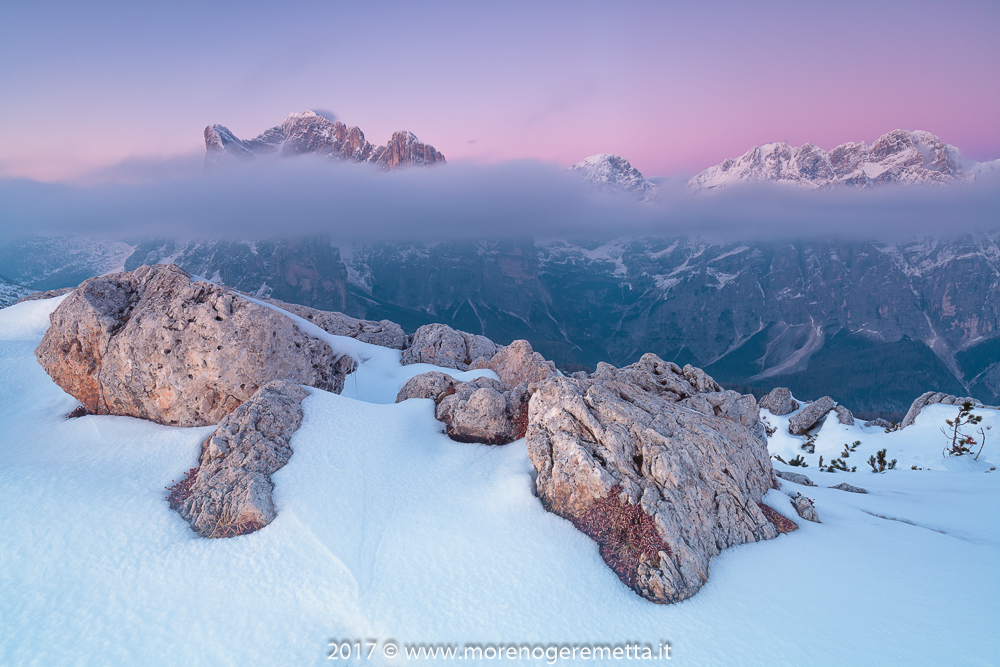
[0,156,997,244]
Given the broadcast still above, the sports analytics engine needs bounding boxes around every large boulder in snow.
[899,391,990,429]
[259,296,407,349]
[400,323,498,371]
[175,381,307,537]
[436,377,529,445]
[759,387,798,416]
[787,396,836,435]
[396,372,528,445]
[487,339,557,387]
[35,264,349,427]
[526,374,780,604]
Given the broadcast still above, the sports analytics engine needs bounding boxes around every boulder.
[864,418,894,429]
[486,339,557,387]
[35,264,349,427]
[829,482,867,494]
[175,381,308,537]
[834,405,855,426]
[437,377,529,445]
[900,391,989,429]
[400,323,498,371]
[259,296,407,349]
[395,371,459,403]
[775,470,816,486]
[789,493,821,523]
[787,396,836,435]
[527,375,780,604]
[759,387,799,416]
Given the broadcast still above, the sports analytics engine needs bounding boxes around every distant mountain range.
[1,125,998,418]
[205,110,445,170]
[688,129,1000,190]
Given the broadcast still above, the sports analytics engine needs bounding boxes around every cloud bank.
[0,156,997,244]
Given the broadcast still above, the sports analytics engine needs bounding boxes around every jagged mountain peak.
[204,111,445,171]
[688,129,981,191]
[569,153,658,200]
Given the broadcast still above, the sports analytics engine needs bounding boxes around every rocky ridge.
[205,110,445,170]
[688,129,980,190]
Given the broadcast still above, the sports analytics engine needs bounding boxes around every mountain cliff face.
[204,111,445,170]
[569,154,659,200]
[6,233,999,419]
[689,129,976,190]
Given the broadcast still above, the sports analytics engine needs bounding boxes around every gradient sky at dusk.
[1,0,998,181]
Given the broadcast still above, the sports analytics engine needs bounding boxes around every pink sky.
[1,0,998,181]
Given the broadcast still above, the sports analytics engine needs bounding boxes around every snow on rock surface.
[2,298,999,665]
[689,129,981,190]
[34,264,349,427]
[569,153,659,200]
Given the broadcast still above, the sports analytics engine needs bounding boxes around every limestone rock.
[865,418,894,428]
[435,377,529,445]
[400,323,498,371]
[16,287,74,303]
[487,339,557,387]
[258,296,406,349]
[776,470,816,486]
[176,381,308,537]
[834,405,855,426]
[35,264,347,427]
[527,375,780,604]
[789,493,821,523]
[760,387,799,416]
[395,371,459,403]
[900,391,989,429]
[829,482,867,494]
[787,396,836,435]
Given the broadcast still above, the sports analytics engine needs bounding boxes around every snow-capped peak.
[569,153,658,201]
[688,129,987,191]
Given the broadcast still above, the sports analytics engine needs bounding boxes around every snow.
[1,298,998,665]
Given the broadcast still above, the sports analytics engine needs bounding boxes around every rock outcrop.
[401,323,498,371]
[789,493,820,523]
[760,387,799,416]
[176,381,308,537]
[900,391,993,429]
[35,264,348,427]
[487,339,557,387]
[829,482,867,494]
[834,405,855,426]
[259,296,407,349]
[526,373,780,604]
[787,396,836,435]
[775,470,816,487]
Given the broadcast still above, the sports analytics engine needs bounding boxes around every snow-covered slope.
[688,129,989,190]
[0,275,29,308]
[1,297,997,665]
[569,154,659,200]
